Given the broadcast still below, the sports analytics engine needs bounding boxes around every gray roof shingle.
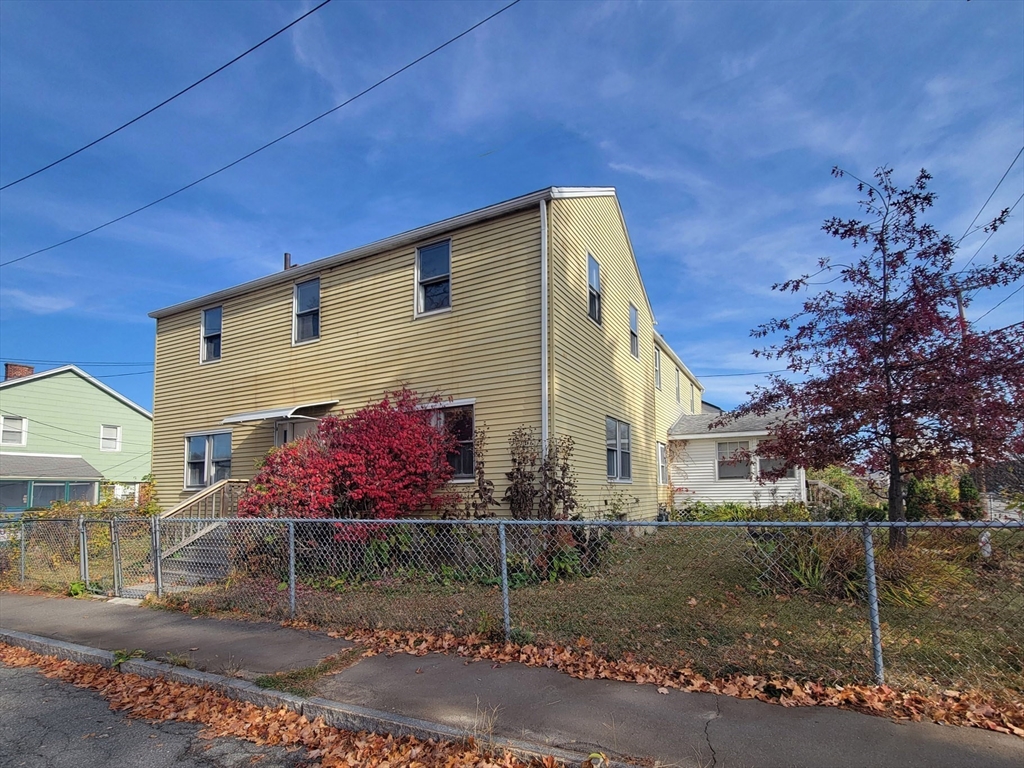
[0,454,103,480]
[668,412,786,438]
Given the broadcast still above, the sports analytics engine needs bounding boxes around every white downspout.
[540,199,549,446]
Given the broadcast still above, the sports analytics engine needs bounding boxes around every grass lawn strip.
[0,643,564,768]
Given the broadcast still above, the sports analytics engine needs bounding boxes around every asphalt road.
[0,665,308,768]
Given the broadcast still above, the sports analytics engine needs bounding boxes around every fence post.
[861,522,885,685]
[78,515,89,585]
[110,520,122,598]
[498,522,511,642]
[288,521,296,619]
[19,522,26,584]
[152,516,164,598]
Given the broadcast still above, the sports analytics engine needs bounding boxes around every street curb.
[0,629,621,767]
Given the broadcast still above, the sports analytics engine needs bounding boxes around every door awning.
[221,400,338,424]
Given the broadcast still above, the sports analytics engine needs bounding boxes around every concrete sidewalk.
[2,593,1021,768]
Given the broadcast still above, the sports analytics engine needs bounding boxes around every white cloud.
[0,288,75,315]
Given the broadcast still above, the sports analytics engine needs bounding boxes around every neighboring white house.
[667,412,806,506]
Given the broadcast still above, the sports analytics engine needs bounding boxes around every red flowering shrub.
[238,389,458,529]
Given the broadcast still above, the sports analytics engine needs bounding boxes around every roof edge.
[150,186,620,320]
[654,333,702,391]
[0,365,152,420]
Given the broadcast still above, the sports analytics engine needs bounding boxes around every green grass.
[253,648,364,697]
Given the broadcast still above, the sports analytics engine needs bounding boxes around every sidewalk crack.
[703,694,720,768]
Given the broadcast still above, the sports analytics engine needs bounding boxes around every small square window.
[1,415,27,446]
[202,306,222,362]
[717,441,751,480]
[587,254,602,324]
[100,425,121,452]
[294,279,320,343]
[417,241,451,314]
[629,305,639,359]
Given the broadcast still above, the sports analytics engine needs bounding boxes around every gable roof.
[0,453,103,480]
[150,186,622,319]
[0,365,152,419]
[668,411,786,439]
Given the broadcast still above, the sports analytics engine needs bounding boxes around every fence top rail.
[147,517,1024,529]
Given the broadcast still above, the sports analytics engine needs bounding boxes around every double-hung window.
[629,305,639,358]
[430,405,474,479]
[654,348,662,389]
[1,415,27,446]
[185,432,232,489]
[759,456,796,479]
[100,425,121,452]
[587,254,602,324]
[717,441,751,480]
[417,241,451,314]
[202,306,222,362]
[675,368,681,404]
[606,417,631,481]
[294,278,320,343]
[690,382,696,413]
[658,442,668,485]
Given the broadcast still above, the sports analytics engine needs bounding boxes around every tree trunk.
[888,453,907,549]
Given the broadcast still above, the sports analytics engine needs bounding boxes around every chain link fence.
[2,516,1020,696]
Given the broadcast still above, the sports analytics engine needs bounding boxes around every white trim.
[540,200,549,446]
[150,187,615,320]
[670,429,770,441]
[99,424,122,452]
[0,415,28,447]
[183,427,233,438]
[716,439,752,482]
[292,276,321,346]
[416,397,477,411]
[221,401,338,424]
[183,429,233,491]
[0,365,152,419]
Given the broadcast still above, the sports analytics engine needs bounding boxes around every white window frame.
[628,304,640,359]
[690,382,696,413]
[654,348,662,390]
[758,455,797,480]
[200,305,223,363]
[414,240,452,318]
[293,278,321,345]
[100,424,122,452]
[0,415,28,446]
[717,440,751,481]
[606,416,632,482]
[675,368,681,404]
[419,399,475,481]
[657,442,668,485]
[587,254,602,325]
[183,429,233,490]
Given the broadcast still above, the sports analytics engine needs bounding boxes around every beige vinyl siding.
[153,207,542,509]
[548,196,659,519]
[669,437,806,507]
[652,336,698,505]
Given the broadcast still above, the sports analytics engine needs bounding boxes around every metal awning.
[221,400,338,425]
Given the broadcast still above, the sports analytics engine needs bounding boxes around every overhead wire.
[0,0,524,269]
[0,0,334,191]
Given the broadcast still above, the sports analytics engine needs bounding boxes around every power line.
[0,358,151,366]
[0,0,334,191]
[955,145,1023,247]
[0,408,152,448]
[0,0,524,269]
[958,191,1024,279]
[973,282,1024,324]
[699,369,789,377]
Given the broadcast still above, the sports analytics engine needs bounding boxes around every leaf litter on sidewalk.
[0,643,564,768]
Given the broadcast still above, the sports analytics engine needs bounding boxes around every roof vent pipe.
[284,252,292,270]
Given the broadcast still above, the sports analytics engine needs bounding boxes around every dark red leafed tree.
[729,167,1024,546]
[238,389,458,535]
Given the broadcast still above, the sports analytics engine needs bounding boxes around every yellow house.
[148,187,703,518]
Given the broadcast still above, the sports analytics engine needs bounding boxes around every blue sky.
[1,0,1022,411]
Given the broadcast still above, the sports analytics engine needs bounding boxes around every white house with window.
[666,412,806,506]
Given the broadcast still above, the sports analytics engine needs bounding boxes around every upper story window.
[654,348,662,389]
[690,382,696,413]
[675,368,681,403]
[1,415,27,446]
[606,416,631,481]
[417,241,451,314]
[202,306,222,362]
[629,305,639,358]
[717,440,751,480]
[294,278,320,343]
[185,431,232,489]
[100,425,121,452]
[587,254,602,324]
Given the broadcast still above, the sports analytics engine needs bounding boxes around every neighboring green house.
[0,364,152,514]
